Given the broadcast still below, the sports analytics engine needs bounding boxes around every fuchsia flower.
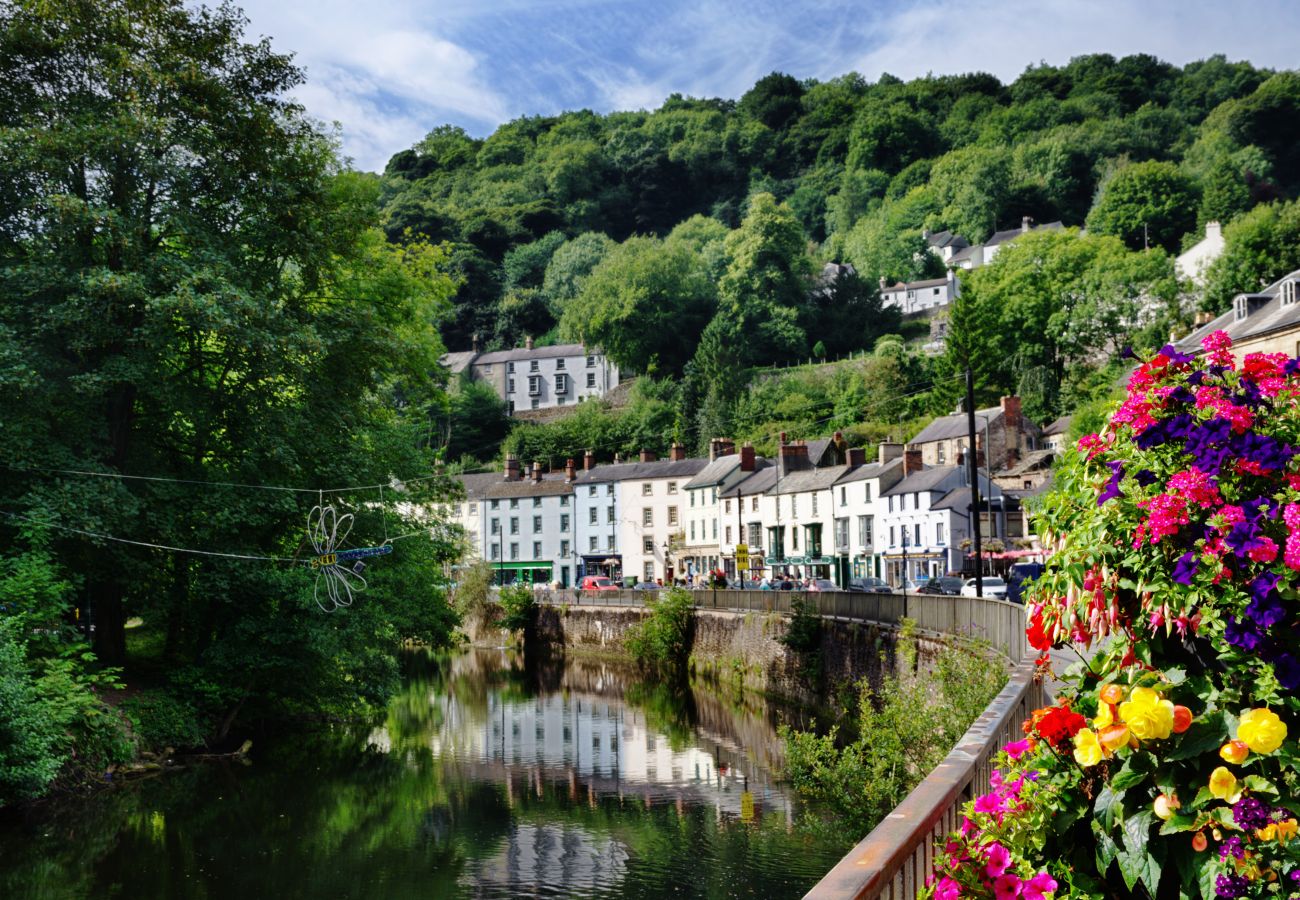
[993,873,1022,900]
[1132,493,1189,546]
[934,876,962,900]
[1022,872,1058,900]
[984,842,1012,878]
[1202,329,1235,367]
[1003,739,1031,761]
[974,792,1006,816]
[1166,467,1222,508]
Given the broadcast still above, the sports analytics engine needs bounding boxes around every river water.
[0,648,852,899]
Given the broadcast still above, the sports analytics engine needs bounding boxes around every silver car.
[960,576,1007,598]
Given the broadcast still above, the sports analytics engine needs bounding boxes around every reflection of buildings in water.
[459,822,629,896]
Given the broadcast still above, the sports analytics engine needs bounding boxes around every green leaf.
[1166,710,1229,761]
[1094,819,1120,871]
[1243,774,1279,796]
[1117,811,1162,893]
[1159,812,1197,834]
[1095,783,1127,831]
[1111,759,1149,791]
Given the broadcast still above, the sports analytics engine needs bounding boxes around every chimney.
[1000,395,1022,433]
[565,458,576,482]
[778,441,810,478]
[847,447,866,467]
[613,452,622,464]
[503,454,519,481]
[903,448,924,477]
[878,441,903,465]
[531,461,542,483]
[1206,220,1221,241]
[740,443,756,472]
[669,442,686,462]
[583,449,595,471]
[524,335,534,350]
[878,276,887,292]
[719,438,735,458]
[1021,215,1032,233]
[947,267,956,288]
[471,334,480,353]
[708,438,722,462]
[639,448,657,463]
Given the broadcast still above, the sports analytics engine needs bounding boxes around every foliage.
[1203,199,1300,313]
[440,379,511,462]
[624,587,694,676]
[121,691,207,752]
[452,559,496,619]
[1086,160,1199,252]
[928,331,1300,897]
[0,620,66,805]
[497,584,537,632]
[781,622,1007,835]
[780,593,822,654]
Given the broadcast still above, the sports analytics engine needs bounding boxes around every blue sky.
[235,0,1300,173]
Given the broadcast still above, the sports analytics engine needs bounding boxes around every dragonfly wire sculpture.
[307,504,393,612]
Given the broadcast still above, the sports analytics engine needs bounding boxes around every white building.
[441,337,620,415]
[829,449,905,584]
[480,457,577,587]
[880,270,959,315]
[680,441,764,579]
[947,217,1064,271]
[1175,221,1225,287]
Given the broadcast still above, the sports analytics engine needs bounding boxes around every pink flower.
[959,816,978,838]
[1247,536,1278,563]
[985,841,1012,878]
[1286,534,1300,572]
[1076,433,1108,460]
[994,873,1023,900]
[974,793,1006,816]
[935,876,961,900]
[1202,329,1235,367]
[1022,872,1058,900]
[1003,739,1031,760]
[1167,468,1222,508]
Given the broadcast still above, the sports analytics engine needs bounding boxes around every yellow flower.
[1258,823,1278,842]
[1275,819,1298,844]
[1073,728,1104,767]
[1209,766,1240,802]
[1094,702,1115,728]
[1238,708,1287,754]
[1118,686,1175,741]
[1220,740,1249,764]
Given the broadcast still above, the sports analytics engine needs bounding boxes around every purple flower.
[1215,873,1248,899]
[1250,571,1281,600]
[1224,616,1263,651]
[1172,552,1199,585]
[1219,836,1245,860]
[1274,653,1300,691]
[1135,469,1158,486]
[1246,592,1287,629]
[1159,343,1196,365]
[1098,460,1124,506]
[1232,433,1294,472]
[1167,386,1195,406]
[1233,797,1272,831]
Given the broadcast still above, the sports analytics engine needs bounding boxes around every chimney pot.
[639,448,657,463]
[524,335,534,351]
[531,461,542,483]
[740,444,756,472]
[471,334,480,353]
[504,454,520,481]
[583,449,594,471]
[1021,215,1032,232]
[847,447,866,467]
[565,458,576,482]
[878,276,887,291]
[670,442,686,462]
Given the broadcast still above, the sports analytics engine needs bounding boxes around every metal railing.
[521,586,1037,898]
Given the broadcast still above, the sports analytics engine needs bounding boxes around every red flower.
[1024,703,1087,749]
[1027,605,1054,652]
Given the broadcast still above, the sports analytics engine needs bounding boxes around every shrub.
[780,593,822,653]
[624,587,694,676]
[122,692,207,752]
[497,583,537,632]
[0,621,65,805]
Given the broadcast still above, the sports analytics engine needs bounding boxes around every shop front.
[492,560,554,587]
[882,551,945,588]
[578,555,622,582]
[851,555,880,581]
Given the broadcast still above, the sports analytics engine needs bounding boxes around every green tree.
[1085,160,1198,252]
[1203,199,1300,313]
[541,231,615,317]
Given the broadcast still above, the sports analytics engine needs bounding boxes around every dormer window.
[1235,296,1248,321]
[1283,280,1298,307]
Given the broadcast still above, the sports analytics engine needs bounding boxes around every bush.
[781,621,1006,835]
[624,587,694,676]
[122,692,207,752]
[780,593,822,653]
[452,559,495,619]
[497,583,537,632]
[0,621,65,805]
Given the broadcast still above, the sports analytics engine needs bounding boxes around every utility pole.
[736,485,744,583]
[965,366,984,598]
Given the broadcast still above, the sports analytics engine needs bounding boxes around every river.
[0,648,852,899]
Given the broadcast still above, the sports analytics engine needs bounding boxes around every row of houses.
[439,396,1056,589]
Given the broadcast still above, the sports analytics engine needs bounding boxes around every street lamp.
[900,530,910,619]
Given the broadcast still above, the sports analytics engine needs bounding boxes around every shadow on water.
[0,647,851,900]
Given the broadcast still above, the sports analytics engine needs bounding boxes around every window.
[643,537,654,553]
[792,528,799,550]
[607,505,615,524]
[490,499,500,510]
[725,526,732,544]
[556,358,565,370]
[530,398,539,410]
[668,506,678,526]
[840,487,846,506]
[588,485,597,497]
[528,375,542,396]
[561,540,570,557]
[510,499,518,509]
[858,515,873,547]
[468,502,477,514]
[712,488,718,503]
[510,517,519,534]
[586,355,596,367]
[560,496,569,507]
[864,484,872,503]
[791,495,798,518]
[508,401,515,414]
[937,443,946,464]
[690,521,696,540]
[507,362,515,374]
[1024,479,1033,490]
[608,533,616,549]
[606,484,614,496]
[642,483,652,496]
[642,508,653,527]
[533,541,542,558]
[712,520,717,539]
[914,524,921,545]
[532,515,542,532]
[530,360,539,372]
[1235,296,1249,321]
[1285,280,1298,306]
[644,562,655,581]
[586,372,596,388]
[554,373,568,393]
[724,499,731,514]
[811,494,818,516]
[747,522,761,548]
[667,481,677,495]
[507,377,515,393]
[490,518,500,534]
[936,523,945,544]
[834,518,849,550]
[752,496,758,512]
[768,525,785,559]
[913,492,920,510]
[589,536,598,551]
[509,542,519,560]
[689,490,695,507]
[533,497,541,508]
[491,543,500,560]
[589,508,598,525]
[560,514,570,532]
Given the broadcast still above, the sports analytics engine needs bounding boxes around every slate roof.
[985,221,1063,247]
[996,448,1056,477]
[719,464,778,499]
[483,475,574,499]
[947,244,981,265]
[769,466,848,496]
[883,276,950,291]
[473,343,592,365]
[440,351,478,375]
[684,454,745,489]
[926,230,969,251]
[1042,416,1072,437]
[909,407,1003,444]
[572,457,710,485]
[883,466,968,497]
[1175,269,1300,353]
[931,477,1006,511]
[805,438,835,466]
[457,472,502,500]
[834,456,903,485]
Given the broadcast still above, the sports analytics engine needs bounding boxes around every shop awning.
[493,560,554,572]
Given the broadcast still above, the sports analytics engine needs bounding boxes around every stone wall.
[471,602,952,707]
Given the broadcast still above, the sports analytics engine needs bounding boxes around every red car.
[578,576,619,591]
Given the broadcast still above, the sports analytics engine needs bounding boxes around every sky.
[233,0,1300,173]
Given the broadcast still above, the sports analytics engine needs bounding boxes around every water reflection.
[0,648,847,900]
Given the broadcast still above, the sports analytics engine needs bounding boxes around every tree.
[1085,160,1198,252]
[738,72,806,131]
[440,380,511,463]
[0,0,460,733]
[1203,200,1300,313]
[541,231,615,317]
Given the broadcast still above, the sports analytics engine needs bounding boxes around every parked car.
[849,577,892,593]
[1006,562,1045,604]
[960,576,1008,599]
[630,581,660,591]
[728,578,762,589]
[806,579,842,592]
[578,575,619,591]
[919,576,964,595]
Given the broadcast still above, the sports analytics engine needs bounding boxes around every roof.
[985,221,1063,247]
[883,466,969,497]
[947,244,980,264]
[931,478,1007,511]
[456,472,502,500]
[995,448,1055,477]
[684,454,744,489]
[909,406,1003,445]
[719,464,778,499]
[769,466,847,496]
[883,276,950,292]
[926,230,968,251]
[472,343,594,365]
[483,475,574,499]
[1042,416,1072,437]
[440,351,477,375]
[834,456,903,485]
[805,438,835,466]
[1175,269,1300,353]
[572,457,710,485]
